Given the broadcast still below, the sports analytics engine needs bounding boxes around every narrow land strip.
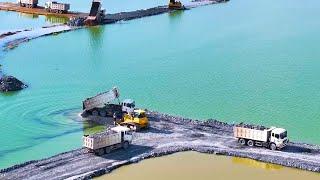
[0,2,86,18]
[0,111,319,180]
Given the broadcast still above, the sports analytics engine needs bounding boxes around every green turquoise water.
[0,11,51,32]
[1,0,320,169]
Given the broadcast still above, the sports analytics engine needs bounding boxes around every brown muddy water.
[96,151,320,180]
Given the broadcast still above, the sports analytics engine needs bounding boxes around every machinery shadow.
[139,126,173,135]
[99,144,154,161]
[282,144,314,154]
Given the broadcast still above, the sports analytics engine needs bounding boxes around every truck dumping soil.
[1,111,319,180]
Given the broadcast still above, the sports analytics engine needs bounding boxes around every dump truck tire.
[239,138,246,146]
[105,147,111,154]
[145,123,150,129]
[123,141,129,149]
[135,125,141,131]
[270,143,277,151]
[92,110,99,116]
[99,110,107,117]
[247,140,254,147]
[95,148,104,156]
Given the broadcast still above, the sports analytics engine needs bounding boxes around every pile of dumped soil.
[0,75,27,92]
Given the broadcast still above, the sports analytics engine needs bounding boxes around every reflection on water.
[97,152,320,180]
[88,26,104,39]
[168,9,184,20]
[18,13,68,25]
[232,156,282,170]
[168,9,184,26]
[87,26,105,49]
[18,13,39,19]
[45,15,69,24]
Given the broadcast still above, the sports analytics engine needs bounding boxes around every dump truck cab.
[269,127,288,149]
[121,99,135,114]
[111,126,133,143]
[44,1,51,9]
[121,109,149,131]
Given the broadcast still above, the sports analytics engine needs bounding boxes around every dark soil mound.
[0,75,27,92]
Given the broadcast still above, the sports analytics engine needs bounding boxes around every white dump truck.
[18,0,38,8]
[82,87,135,118]
[83,126,133,155]
[45,1,70,14]
[234,124,289,150]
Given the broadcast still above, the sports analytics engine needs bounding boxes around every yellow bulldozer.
[119,109,149,131]
[168,0,185,10]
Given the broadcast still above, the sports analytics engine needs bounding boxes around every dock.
[0,2,87,18]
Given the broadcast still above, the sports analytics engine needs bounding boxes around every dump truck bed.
[20,0,38,4]
[89,1,100,16]
[83,130,121,150]
[234,126,270,142]
[50,3,70,11]
[83,87,119,111]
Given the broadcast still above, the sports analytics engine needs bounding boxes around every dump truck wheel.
[105,147,111,154]
[92,110,99,116]
[247,140,254,147]
[239,138,246,146]
[135,125,141,131]
[99,110,107,117]
[127,124,135,130]
[95,148,104,156]
[145,123,150,129]
[123,141,129,149]
[270,143,277,151]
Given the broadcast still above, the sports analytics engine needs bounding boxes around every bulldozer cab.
[121,109,149,130]
[132,109,148,126]
[133,110,146,118]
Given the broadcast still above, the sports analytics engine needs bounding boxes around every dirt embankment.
[0,111,319,180]
[0,0,228,51]
[102,0,229,24]
[0,2,86,18]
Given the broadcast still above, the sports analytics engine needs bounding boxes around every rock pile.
[68,17,86,27]
[0,75,27,92]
